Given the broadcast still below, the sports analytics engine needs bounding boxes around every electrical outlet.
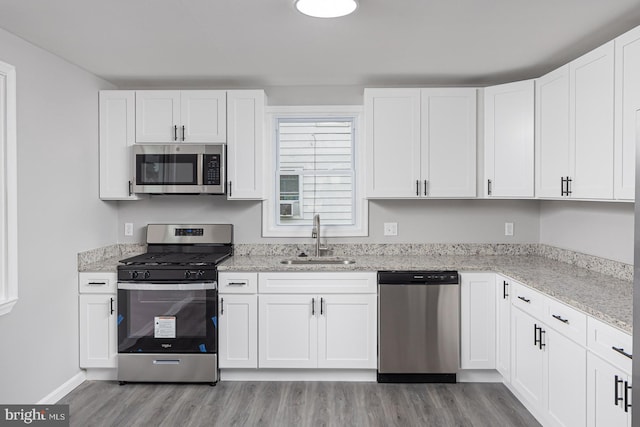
[383,222,398,236]
[124,223,134,237]
[505,222,514,236]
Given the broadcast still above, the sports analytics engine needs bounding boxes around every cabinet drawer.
[79,272,117,294]
[219,272,258,294]
[511,282,547,319]
[587,317,632,374]
[259,272,377,294]
[544,297,587,346]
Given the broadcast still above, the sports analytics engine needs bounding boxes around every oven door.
[117,283,217,354]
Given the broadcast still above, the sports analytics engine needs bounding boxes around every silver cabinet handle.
[488,179,492,196]
[311,298,315,316]
[174,125,177,141]
[182,125,185,142]
[228,181,232,197]
[88,281,107,286]
[424,180,428,196]
[227,282,247,286]
[220,297,224,315]
[416,180,419,196]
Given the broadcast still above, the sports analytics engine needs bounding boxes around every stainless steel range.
[116,224,233,385]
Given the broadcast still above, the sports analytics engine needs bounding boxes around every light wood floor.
[59,381,540,427]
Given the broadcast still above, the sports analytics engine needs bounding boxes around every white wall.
[0,28,118,403]
[117,198,540,244]
[539,201,634,264]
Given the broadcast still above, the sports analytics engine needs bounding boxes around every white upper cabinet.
[535,65,571,198]
[226,90,265,200]
[536,41,615,199]
[421,88,477,197]
[365,88,476,198]
[365,88,421,198]
[614,26,640,201]
[135,90,226,143]
[98,90,141,200]
[484,80,535,198]
[569,41,615,199]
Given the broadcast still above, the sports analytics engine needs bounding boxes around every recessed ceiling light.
[294,0,358,18]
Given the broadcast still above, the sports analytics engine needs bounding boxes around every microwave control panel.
[203,154,221,185]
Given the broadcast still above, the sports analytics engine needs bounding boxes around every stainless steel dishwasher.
[377,271,460,383]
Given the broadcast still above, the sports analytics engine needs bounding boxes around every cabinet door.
[569,41,615,199]
[180,90,226,143]
[226,90,265,199]
[614,26,640,200]
[135,91,181,143]
[587,352,630,427]
[317,294,377,369]
[218,294,257,368]
[79,294,117,368]
[365,88,421,198]
[484,80,535,197]
[460,273,496,369]
[99,91,141,200]
[496,275,512,380]
[545,328,587,427]
[421,88,477,197]
[511,307,544,409]
[258,294,317,368]
[535,65,571,198]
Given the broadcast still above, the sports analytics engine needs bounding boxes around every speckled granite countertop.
[219,254,633,334]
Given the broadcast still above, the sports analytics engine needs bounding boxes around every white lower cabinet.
[258,294,319,368]
[545,327,587,427]
[256,272,377,370]
[218,294,258,368]
[587,352,631,427]
[460,272,496,369]
[79,272,118,369]
[509,283,590,427]
[511,307,545,409]
[258,293,376,369]
[496,275,513,380]
[317,294,377,369]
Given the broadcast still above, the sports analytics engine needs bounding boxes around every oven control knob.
[144,270,151,279]
[185,270,192,279]
[129,271,139,279]
[197,270,205,279]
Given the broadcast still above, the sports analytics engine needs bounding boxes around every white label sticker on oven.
[154,316,176,339]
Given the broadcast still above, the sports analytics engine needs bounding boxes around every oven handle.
[117,282,217,291]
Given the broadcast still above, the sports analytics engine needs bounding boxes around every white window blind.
[276,118,355,226]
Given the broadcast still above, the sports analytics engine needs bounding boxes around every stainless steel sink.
[280,257,356,265]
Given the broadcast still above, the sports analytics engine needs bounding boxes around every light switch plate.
[384,222,398,236]
[124,223,134,236]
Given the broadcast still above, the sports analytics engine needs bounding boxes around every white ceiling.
[2,0,640,88]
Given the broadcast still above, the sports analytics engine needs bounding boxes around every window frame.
[0,60,18,316]
[262,105,368,238]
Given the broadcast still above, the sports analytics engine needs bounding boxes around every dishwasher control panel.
[378,271,459,284]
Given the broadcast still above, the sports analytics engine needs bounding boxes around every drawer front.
[544,297,587,346]
[259,272,377,294]
[79,272,117,294]
[511,282,547,319]
[587,317,632,374]
[219,272,258,294]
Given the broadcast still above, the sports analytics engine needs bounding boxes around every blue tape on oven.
[117,314,124,325]
[211,316,217,328]
[199,344,207,353]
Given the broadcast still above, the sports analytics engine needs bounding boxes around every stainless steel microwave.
[132,144,225,194]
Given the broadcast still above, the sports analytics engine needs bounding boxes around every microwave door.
[134,153,200,193]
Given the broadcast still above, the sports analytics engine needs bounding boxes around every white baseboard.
[220,369,377,382]
[85,368,117,381]
[37,371,86,404]
[457,369,503,383]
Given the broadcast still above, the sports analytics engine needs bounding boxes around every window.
[262,106,367,237]
[0,60,17,316]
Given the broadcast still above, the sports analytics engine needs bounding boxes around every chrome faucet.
[312,214,321,257]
